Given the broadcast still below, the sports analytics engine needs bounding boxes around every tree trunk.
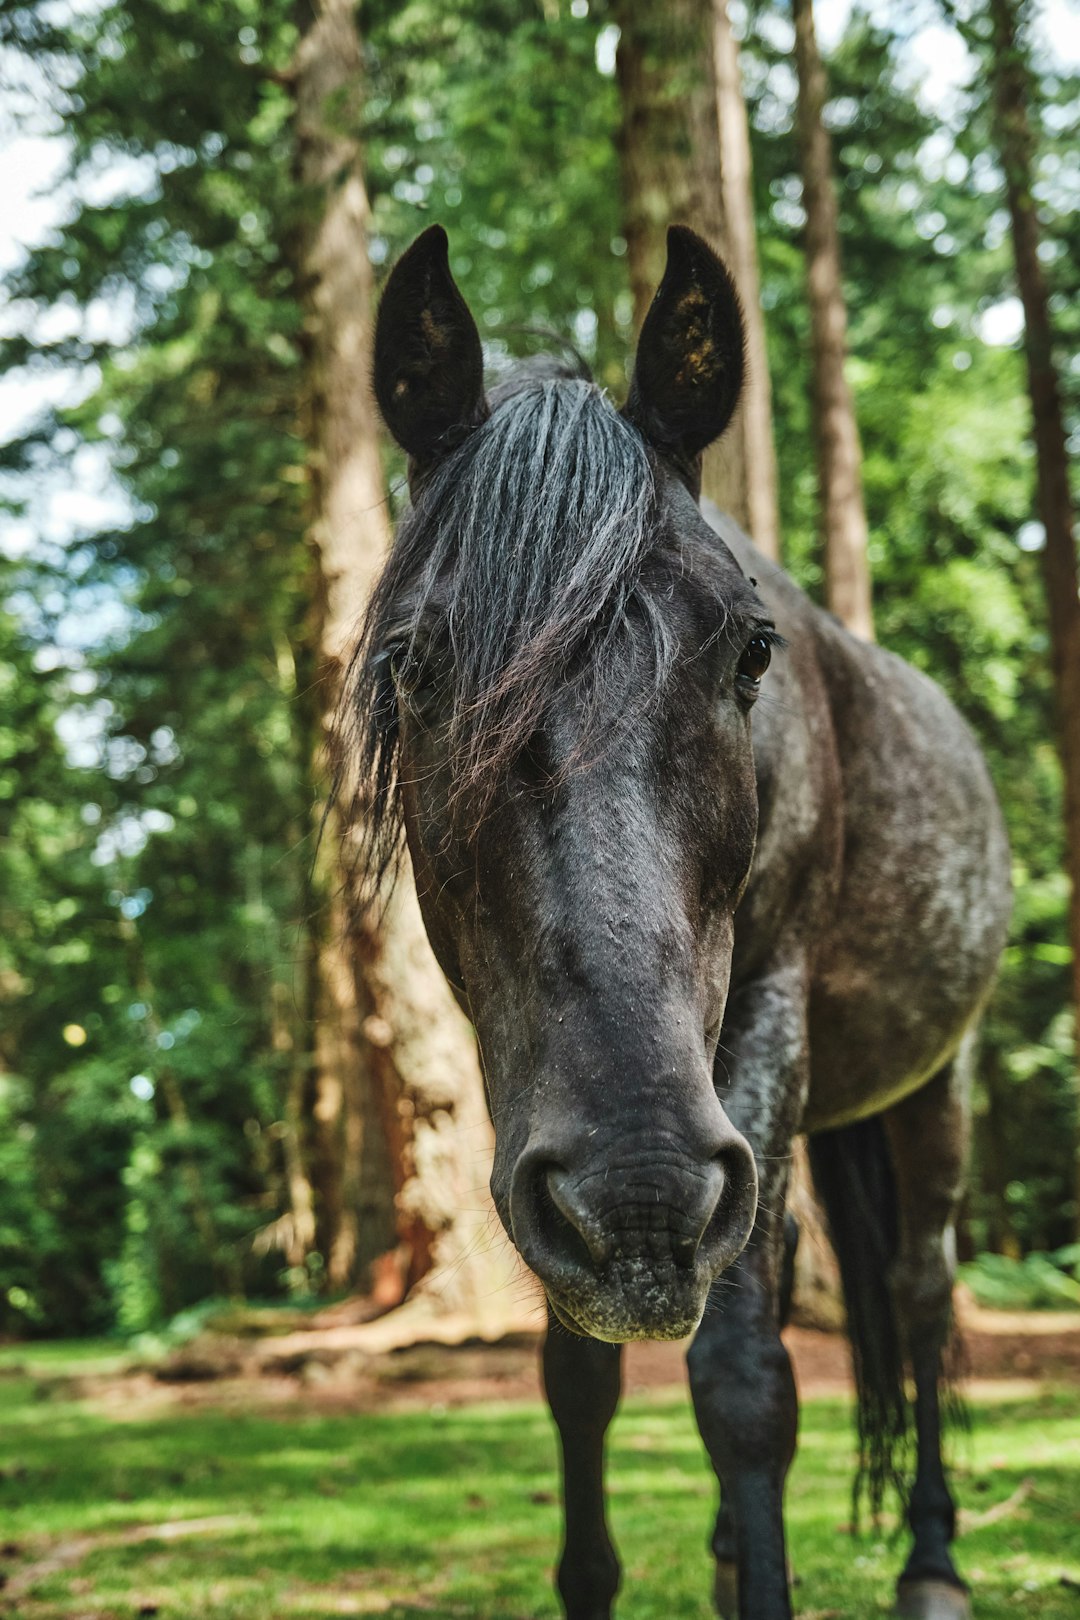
[293,0,394,1291]
[792,0,874,642]
[787,1139,844,1330]
[294,0,526,1321]
[611,0,749,527]
[988,0,1080,1235]
[613,0,841,1319]
[711,0,781,561]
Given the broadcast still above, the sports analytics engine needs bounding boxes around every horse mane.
[336,369,753,895]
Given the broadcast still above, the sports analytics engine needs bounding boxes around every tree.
[739,2,1076,1260]
[792,0,874,640]
[986,0,1080,1226]
[0,0,622,1337]
[608,0,782,552]
[0,0,328,1329]
[610,0,751,527]
[294,0,526,1319]
[711,0,782,560]
[294,0,395,1292]
[1,0,1076,1338]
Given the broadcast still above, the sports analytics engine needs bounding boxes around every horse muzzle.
[508,1130,758,1342]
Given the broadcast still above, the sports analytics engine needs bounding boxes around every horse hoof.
[714,1559,738,1620]
[895,1579,972,1620]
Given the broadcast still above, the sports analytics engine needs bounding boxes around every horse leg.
[885,1054,973,1620]
[689,1218,798,1620]
[709,1210,799,1618]
[779,1209,799,1329]
[542,1307,623,1620]
[689,957,810,1620]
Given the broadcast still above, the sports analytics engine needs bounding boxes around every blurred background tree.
[0,0,1076,1338]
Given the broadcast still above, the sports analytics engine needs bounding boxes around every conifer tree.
[986,0,1080,1225]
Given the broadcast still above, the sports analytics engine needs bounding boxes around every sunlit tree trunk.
[988,0,1080,1233]
[711,0,781,561]
[614,0,840,1315]
[294,0,521,1318]
[710,0,842,1314]
[792,0,874,642]
[611,0,749,526]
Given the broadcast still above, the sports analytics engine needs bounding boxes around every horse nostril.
[700,1136,759,1272]
[512,1131,757,1288]
[669,1159,726,1268]
[546,1168,614,1267]
[671,1207,716,1268]
[671,1231,699,1268]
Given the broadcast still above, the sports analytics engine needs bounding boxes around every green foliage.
[1,0,314,1334]
[364,0,630,388]
[0,0,1076,1335]
[745,3,1078,1252]
[961,1248,1080,1311]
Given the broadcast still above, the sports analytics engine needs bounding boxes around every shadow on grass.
[1,1371,1078,1619]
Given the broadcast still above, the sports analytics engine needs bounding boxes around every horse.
[345,222,1011,1620]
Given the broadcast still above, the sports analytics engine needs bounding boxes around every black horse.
[346,224,1011,1620]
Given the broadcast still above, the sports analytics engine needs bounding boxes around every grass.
[1,1343,1078,1618]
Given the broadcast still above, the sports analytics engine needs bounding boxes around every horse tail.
[807,1115,910,1521]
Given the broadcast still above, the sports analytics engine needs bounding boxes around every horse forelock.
[339,371,754,889]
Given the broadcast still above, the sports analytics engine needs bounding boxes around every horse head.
[353,224,775,1342]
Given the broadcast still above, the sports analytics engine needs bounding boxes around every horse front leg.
[689,1219,798,1620]
[708,1210,799,1616]
[688,958,810,1620]
[542,1306,623,1620]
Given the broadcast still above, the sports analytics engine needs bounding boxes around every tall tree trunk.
[294,0,394,1290]
[294,0,524,1321]
[792,0,874,642]
[711,0,840,1319]
[612,0,722,327]
[611,0,749,527]
[613,0,840,1320]
[711,0,781,561]
[988,0,1080,1232]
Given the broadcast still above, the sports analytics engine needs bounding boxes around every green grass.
[1,1346,1078,1618]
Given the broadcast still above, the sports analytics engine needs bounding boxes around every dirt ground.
[49,1294,1080,1421]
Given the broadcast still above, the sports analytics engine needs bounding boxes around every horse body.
[711,510,1010,1132]
[354,224,1012,1620]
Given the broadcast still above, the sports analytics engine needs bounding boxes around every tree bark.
[792,0,874,642]
[711,0,781,561]
[294,0,394,1291]
[787,1139,844,1329]
[988,0,1080,1233]
[611,0,749,527]
[612,0,844,1317]
[294,0,525,1318]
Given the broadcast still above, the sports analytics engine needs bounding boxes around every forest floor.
[1,1310,1079,1620]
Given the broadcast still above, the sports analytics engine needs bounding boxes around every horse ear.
[623,226,745,478]
[373,224,487,465]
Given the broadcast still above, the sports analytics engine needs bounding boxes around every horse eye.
[390,645,441,708]
[737,635,773,684]
[389,647,422,690]
[387,647,411,688]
